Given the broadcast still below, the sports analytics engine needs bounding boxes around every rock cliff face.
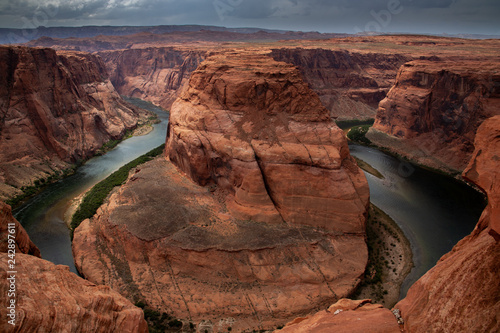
[73,52,370,331]
[167,52,369,232]
[0,201,40,257]
[98,48,206,110]
[367,60,500,173]
[0,201,147,333]
[0,46,149,201]
[394,115,500,332]
[270,48,411,120]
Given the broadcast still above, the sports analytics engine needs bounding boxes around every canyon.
[0,201,148,333]
[2,30,499,332]
[0,46,151,202]
[72,52,370,331]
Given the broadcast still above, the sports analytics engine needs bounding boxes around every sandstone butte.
[0,46,150,201]
[72,52,370,332]
[279,116,500,333]
[367,59,500,173]
[0,200,148,333]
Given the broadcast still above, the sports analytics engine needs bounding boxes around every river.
[348,144,485,298]
[14,108,485,300]
[14,98,169,273]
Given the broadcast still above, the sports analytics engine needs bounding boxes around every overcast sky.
[0,0,499,35]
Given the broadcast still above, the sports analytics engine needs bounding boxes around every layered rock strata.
[167,52,369,231]
[367,60,500,173]
[73,52,370,331]
[277,299,401,333]
[270,48,411,120]
[0,201,147,333]
[394,115,500,332]
[99,48,206,110]
[0,46,149,201]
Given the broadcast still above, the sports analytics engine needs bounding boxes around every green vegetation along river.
[14,98,169,273]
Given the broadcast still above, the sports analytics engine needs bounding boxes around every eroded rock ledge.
[73,52,370,331]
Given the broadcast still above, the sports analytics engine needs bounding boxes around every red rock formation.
[395,115,500,332]
[277,299,400,333]
[270,48,411,120]
[0,46,149,201]
[98,48,205,110]
[0,201,40,257]
[367,60,500,173]
[73,52,369,331]
[0,200,147,333]
[167,52,369,231]
[0,253,148,333]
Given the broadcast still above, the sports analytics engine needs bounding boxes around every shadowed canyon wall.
[0,46,149,201]
[270,48,411,120]
[98,48,206,110]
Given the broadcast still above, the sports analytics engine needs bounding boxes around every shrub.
[347,124,372,144]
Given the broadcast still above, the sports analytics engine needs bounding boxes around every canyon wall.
[0,46,150,201]
[367,60,500,173]
[73,52,370,332]
[0,201,147,333]
[270,48,411,120]
[98,48,206,110]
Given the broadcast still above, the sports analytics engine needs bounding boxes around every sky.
[0,0,499,35]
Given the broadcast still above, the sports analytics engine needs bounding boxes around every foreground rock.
[367,60,500,173]
[0,253,148,333]
[277,299,400,333]
[0,201,40,257]
[0,46,149,201]
[0,201,147,333]
[394,115,500,332]
[73,52,369,331]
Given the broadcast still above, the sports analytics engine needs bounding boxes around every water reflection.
[349,144,485,298]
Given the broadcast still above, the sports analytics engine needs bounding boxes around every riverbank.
[353,204,414,308]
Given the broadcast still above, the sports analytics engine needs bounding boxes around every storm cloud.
[0,0,498,35]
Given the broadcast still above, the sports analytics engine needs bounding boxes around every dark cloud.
[0,0,498,35]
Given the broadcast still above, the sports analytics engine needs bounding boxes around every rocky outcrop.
[0,253,148,333]
[277,299,400,333]
[0,200,147,333]
[167,52,369,231]
[0,201,40,257]
[270,48,411,120]
[0,46,150,201]
[73,52,369,331]
[367,60,500,173]
[394,115,500,332]
[98,48,205,110]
